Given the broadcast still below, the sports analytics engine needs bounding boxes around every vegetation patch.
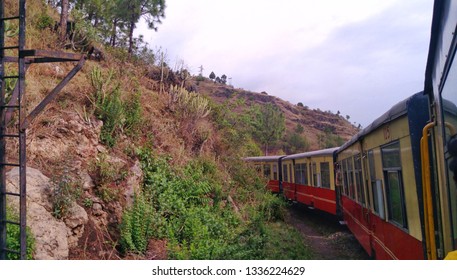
[119,148,310,259]
[5,207,35,260]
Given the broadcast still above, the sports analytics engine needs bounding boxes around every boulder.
[6,167,88,259]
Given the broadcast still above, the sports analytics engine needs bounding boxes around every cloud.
[136,0,434,127]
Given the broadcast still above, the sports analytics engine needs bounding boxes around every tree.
[318,130,345,149]
[118,0,166,54]
[59,0,70,43]
[251,104,285,155]
[294,123,304,134]
[209,71,216,81]
[221,74,227,85]
[285,132,309,154]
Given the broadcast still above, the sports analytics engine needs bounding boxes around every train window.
[311,163,318,187]
[263,164,271,179]
[289,164,293,184]
[320,162,331,188]
[342,160,349,196]
[440,51,457,250]
[283,164,288,182]
[382,142,408,228]
[368,150,385,218]
[382,142,401,168]
[440,52,457,144]
[347,158,355,199]
[254,164,261,173]
[374,180,386,220]
[273,164,278,180]
[355,155,365,205]
[294,163,308,185]
[309,163,313,186]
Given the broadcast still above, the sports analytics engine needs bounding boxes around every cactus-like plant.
[168,85,211,120]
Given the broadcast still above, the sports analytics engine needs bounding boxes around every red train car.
[282,148,339,215]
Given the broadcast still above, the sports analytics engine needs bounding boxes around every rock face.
[6,167,88,260]
[27,111,103,169]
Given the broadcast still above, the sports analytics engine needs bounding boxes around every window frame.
[320,162,331,189]
[381,141,408,229]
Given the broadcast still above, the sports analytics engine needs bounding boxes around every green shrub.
[119,192,164,254]
[119,148,308,260]
[36,13,53,30]
[6,207,35,260]
[51,173,82,219]
[89,67,125,147]
[98,86,124,147]
[90,153,128,203]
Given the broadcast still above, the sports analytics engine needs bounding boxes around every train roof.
[337,91,425,152]
[244,155,285,162]
[283,147,339,160]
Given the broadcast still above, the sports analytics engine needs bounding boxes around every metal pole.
[0,0,7,261]
[19,0,27,260]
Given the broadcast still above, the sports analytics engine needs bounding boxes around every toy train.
[246,0,457,260]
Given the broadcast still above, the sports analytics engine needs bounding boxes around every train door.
[422,0,457,259]
[424,85,457,259]
[430,60,457,259]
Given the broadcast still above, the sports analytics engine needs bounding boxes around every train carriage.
[244,155,285,193]
[336,92,430,259]
[423,0,457,260]
[282,148,339,215]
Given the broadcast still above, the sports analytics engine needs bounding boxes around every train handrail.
[420,121,437,260]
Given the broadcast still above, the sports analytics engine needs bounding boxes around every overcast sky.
[136,0,434,127]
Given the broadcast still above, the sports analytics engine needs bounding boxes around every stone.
[6,167,69,260]
[64,203,89,248]
[81,170,95,191]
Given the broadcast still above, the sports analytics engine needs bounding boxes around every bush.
[6,207,35,260]
[89,153,128,203]
[120,148,309,260]
[89,67,125,147]
[119,192,164,254]
[36,13,53,30]
[50,172,82,219]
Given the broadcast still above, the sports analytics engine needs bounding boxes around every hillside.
[2,1,359,260]
[190,78,358,152]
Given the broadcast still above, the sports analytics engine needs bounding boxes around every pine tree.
[119,0,166,54]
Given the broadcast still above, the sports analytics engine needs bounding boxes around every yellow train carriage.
[336,92,430,259]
